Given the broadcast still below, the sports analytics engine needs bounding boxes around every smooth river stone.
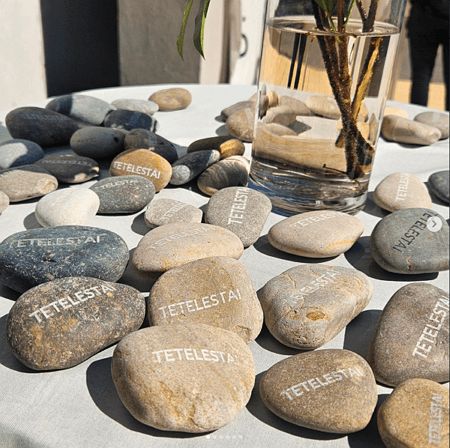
[104,109,156,132]
[6,107,82,147]
[132,222,244,273]
[0,226,129,292]
[46,94,114,125]
[220,100,255,121]
[305,96,368,121]
[373,172,432,212]
[90,176,155,214]
[378,379,449,448]
[144,199,202,228]
[170,150,220,186]
[0,139,44,169]
[279,96,312,116]
[197,156,250,196]
[205,187,271,247]
[369,283,449,387]
[110,148,172,192]
[71,126,125,160]
[259,265,373,349]
[0,191,9,214]
[269,211,364,258]
[370,208,449,274]
[226,107,255,142]
[262,105,297,127]
[415,111,449,140]
[382,115,441,145]
[0,165,58,202]
[149,257,263,342]
[260,349,377,434]
[429,170,450,204]
[111,98,159,116]
[35,189,100,227]
[35,154,99,184]
[112,323,255,432]
[7,277,145,370]
[187,136,245,159]
[149,88,192,111]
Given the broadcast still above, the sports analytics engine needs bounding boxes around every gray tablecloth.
[0,85,448,448]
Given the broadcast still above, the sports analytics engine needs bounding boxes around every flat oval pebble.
[149,87,192,111]
[6,107,82,147]
[149,257,263,342]
[305,95,341,119]
[90,176,155,214]
[46,94,114,125]
[110,148,172,192]
[429,170,449,204]
[269,210,364,258]
[262,105,297,126]
[71,126,125,160]
[260,349,377,433]
[7,277,145,370]
[35,189,100,227]
[415,111,449,140]
[0,191,9,214]
[111,98,159,116]
[371,208,449,274]
[0,139,44,169]
[35,154,99,184]
[132,222,244,273]
[0,226,129,292]
[259,265,373,349]
[104,109,156,132]
[279,96,312,116]
[369,283,449,386]
[0,165,58,202]
[170,150,220,186]
[374,172,432,212]
[382,115,441,145]
[227,107,255,142]
[187,136,245,159]
[197,156,250,196]
[378,379,449,448]
[111,323,255,432]
[205,187,271,247]
[220,100,254,121]
[144,198,202,228]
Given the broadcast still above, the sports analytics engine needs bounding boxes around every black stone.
[104,109,157,132]
[124,129,178,163]
[429,171,449,204]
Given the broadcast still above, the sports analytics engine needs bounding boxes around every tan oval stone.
[226,107,255,142]
[305,95,368,121]
[382,115,441,145]
[187,136,245,159]
[149,87,192,111]
[279,96,312,116]
[110,148,172,192]
[260,122,297,137]
[144,198,203,228]
[261,105,297,126]
[220,100,255,121]
[415,111,449,140]
[111,323,255,432]
[0,190,9,213]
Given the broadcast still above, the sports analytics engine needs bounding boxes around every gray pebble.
[170,150,220,185]
[382,115,441,145]
[429,170,449,204]
[112,98,159,116]
[144,199,202,228]
[226,107,255,142]
[415,111,449,140]
[71,126,125,160]
[124,129,178,163]
[0,139,44,169]
[104,109,156,132]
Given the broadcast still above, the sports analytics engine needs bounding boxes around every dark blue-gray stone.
[371,208,449,274]
[104,109,157,132]
[0,139,44,169]
[124,129,178,163]
[170,150,220,185]
[429,171,449,204]
[90,175,155,214]
[0,226,129,293]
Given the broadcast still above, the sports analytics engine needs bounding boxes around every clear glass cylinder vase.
[249,0,407,215]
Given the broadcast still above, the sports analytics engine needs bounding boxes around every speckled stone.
[415,111,449,140]
[6,107,82,147]
[132,222,244,273]
[371,208,449,274]
[227,107,255,142]
[0,165,58,202]
[35,189,100,227]
[149,257,263,342]
[187,136,245,159]
[112,323,255,432]
[0,191,9,214]
[71,126,125,160]
[7,277,145,370]
[279,96,312,116]
[260,349,377,434]
[46,94,114,125]
[220,101,255,121]
[369,283,449,387]
[144,199,202,228]
[269,211,364,258]
[373,173,432,212]
[429,171,449,204]
[110,148,172,192]
[197,156,250,196]
[259,265,373,349]
[205,187,271,247]
[35,154,99,184]
[0,139,44,169]
[378,379,449,448]
[0,226,129,292]
[112,98,159,116]
[149,88,192,111]
[382,115,441,145]
[104,109,156,132]
[170,150,220,186]
[90,176,155,214]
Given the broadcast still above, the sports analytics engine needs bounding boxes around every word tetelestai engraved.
[112,161,161,179]
[227,188,249,225]
[152,348,236,364]
[12,234,108,248]
[395,173,410,203]
[428,393,444,445]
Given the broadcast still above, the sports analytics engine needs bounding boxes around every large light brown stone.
[149,88,192,111]
[382,115,441,145]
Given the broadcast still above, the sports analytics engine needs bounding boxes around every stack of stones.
[0,88,449,440]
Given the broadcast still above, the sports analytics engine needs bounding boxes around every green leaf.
[193,0,211,58]
[177,0,195,59]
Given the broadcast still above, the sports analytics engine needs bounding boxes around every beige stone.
[0,191,9,213]
[279,96,312,116]
[306,95,368,121]
[221,101,255,121]
[382,115,441,145]
[226,107,255,142]
[149,87,192,111]
[261,105,297,127]
[144,199,202,228]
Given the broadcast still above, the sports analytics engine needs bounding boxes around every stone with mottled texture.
[220,101,254,121]
[104,109,156,132]
[0,191,9,214]
[0,139,44,169]
[429,171,449,204]
[144,199,202,228]
[415,111,449,140]
[382,115,441,145]
[149,88,192,111]
[227,107,255,142]
[187,136,245,159]
[71,126,125,160]
[170,150,220,185]
[112,98,159,116]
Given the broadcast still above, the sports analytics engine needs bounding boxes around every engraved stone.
[226,107,255,142]
[71,126,125,160]
[429,170,449,204]
[170,150,220,186]
[149,88,192,111]
[0,139,44,169]
[382,115,441,145]
[7,277,145,370]
[112,323,255,432]
[112,98,159,116]
[104,109,156,132]
[187,136,245,159]
[415,111,449,140]
[0,191,9,214]
[144,198,202,228]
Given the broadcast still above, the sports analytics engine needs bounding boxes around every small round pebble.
[111,98,159,116]
[149,87,192,111]
[0,191,9,214]
[415,111,449,140]
[104,109,156,131]
[0,139,44,169]
[144,198,202,228]
[429,170,449,204]
[382,115,441,145]
[71,126,125,160]
[170,150,220,186]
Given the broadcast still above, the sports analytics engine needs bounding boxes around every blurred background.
[0,0,446,111]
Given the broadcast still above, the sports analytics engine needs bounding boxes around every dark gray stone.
[0,226,129,292]
[429,171,449,204]
[90,175,155,214]
[170,150,220,186]
[104,109,156,132]
[371,208,449,274]
[7,277,145,370]
[0,139,44,169]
